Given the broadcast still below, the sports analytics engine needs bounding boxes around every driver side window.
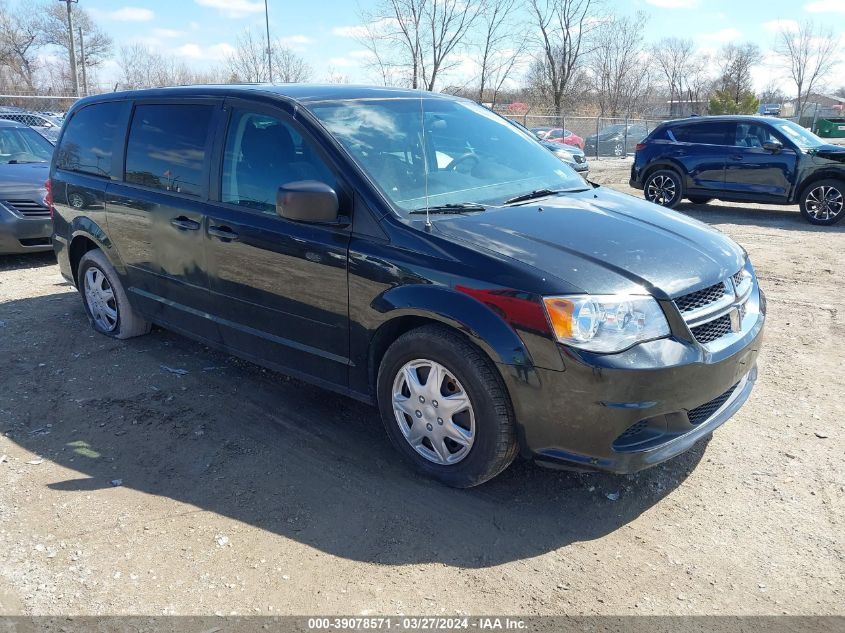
[221,109,337,215]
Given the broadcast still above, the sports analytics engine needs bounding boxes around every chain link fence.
[500,113,671,159]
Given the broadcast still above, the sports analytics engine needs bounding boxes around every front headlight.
[553,150,575,164]
[542,294,670,353]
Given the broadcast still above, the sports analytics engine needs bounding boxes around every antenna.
[418,93,431,230]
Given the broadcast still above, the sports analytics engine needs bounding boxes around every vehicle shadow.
[674,201,845,233]
[0,251,57,272]
[0,291,707,569]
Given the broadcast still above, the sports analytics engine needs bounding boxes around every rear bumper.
[500,303,765,474]
[0,208,52,254]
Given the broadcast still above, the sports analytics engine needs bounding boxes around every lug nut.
[426,423,433,431]
[415,410,422,418]
[437,418,443,425]
[419,396,425,403]
[432,400,438,407]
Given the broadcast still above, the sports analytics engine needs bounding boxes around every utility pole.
[264,0,273,82]
[78,26,87,96]
[58,0,80,97]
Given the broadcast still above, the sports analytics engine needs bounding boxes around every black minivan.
[51,85,765,487]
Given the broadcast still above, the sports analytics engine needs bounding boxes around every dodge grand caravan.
[51,86,765,487]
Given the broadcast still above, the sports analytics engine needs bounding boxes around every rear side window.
[125,103,213,198]
[56,102,125,178]
[670,122,732,145]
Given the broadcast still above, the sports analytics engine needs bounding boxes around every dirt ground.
[0,162,842,616]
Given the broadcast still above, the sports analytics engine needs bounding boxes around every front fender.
[374,284,535,368]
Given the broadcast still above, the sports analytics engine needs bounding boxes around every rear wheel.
[644,169,683,208]
[688,196,713,204]
[377,325,518,487]
[78,249,151,339]
[799,179,845,225]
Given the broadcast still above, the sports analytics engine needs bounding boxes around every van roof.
[72,84,469,107]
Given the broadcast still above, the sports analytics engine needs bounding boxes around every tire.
[644,169,684,208]
[78,249,151,339]
[799,179,845,226]
[376,324,518,487]
[688,196,713,205]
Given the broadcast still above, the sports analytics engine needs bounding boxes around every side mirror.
[276,180,339,223]
[763,141,783,153]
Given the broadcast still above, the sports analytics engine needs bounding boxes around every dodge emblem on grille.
[729,308,742,332]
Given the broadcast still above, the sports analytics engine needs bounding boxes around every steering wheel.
[446,153,479,174]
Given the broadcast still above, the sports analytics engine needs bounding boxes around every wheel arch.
[794,171,845,203]
[366,285,536,397]
[67,217,124,286]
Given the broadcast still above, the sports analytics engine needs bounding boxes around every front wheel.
[644,169,683,208]
[799,179,845,225]
[377,325,518,487]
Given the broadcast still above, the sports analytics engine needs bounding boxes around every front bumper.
[0,207,52,254]
[500,298,765,474]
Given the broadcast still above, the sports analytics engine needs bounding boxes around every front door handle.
[208,225,240,242]
[170,216,200,230]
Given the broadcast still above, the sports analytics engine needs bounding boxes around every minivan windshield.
[308,98,586,214]
[0,126,54,163]
[771,119,826,151]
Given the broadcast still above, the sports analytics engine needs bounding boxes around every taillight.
[45,178,54,218]
[635,143,647,152]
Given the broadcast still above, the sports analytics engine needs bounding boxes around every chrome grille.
[690,313,733,344]
[674,282,729,314]
[686,381,739,425]
[732,271,745,287]
[2,199,49,217]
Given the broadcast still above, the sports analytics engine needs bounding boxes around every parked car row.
[0,106,64,143]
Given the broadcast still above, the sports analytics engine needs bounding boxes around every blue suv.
[630,116,845,225]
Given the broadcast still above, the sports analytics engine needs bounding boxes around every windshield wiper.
[7,160,46,164]
[503,188,564,205]
[409,202,486,215]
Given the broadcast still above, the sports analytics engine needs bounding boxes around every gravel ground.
[0,163,842,616]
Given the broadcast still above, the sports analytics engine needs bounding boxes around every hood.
[432,187,745,298]
[811,145,845,163]
[0,162,49,196]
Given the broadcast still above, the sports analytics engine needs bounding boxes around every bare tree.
[775,20,840,118]
[37,1,112,74]
[474,0,525,106]
[651,37,712,115]
[759,80,786,105]
[588,11,650,116]
[225,30,312,83]
[357,0,481,91]
[357,0,424,88]
[528,0,598,114]
[0,0,41,91]
[715,43,761,107]
[117,44,222,89]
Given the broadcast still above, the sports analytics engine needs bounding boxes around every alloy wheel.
[646,175,677,206]
[84,267,118,331]
[391,359,476,465]
[805,185,843,222]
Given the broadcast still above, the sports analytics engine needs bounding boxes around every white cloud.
[328,57,356,68]
[805,0,845,12]
[152,28,185,38]
[173,42,236,61]
[762,19,799,33]
[697,28,742,44]
[278,34,313,51]
[644,0,699,8]
[332,25,369,38]
[194,0,264,19]
[110,7,155,22]
[349,49,375,60]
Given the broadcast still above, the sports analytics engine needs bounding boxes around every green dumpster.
[814,117,845,138]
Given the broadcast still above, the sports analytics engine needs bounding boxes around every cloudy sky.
[24,0,845,92]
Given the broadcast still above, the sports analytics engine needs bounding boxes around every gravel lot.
[0,162,842,616]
